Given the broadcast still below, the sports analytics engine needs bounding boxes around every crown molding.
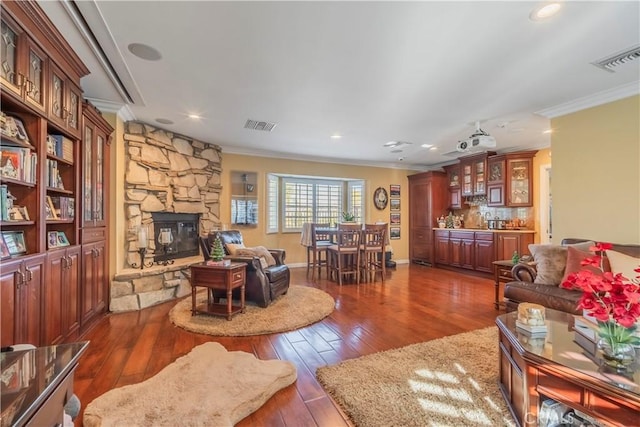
[536,81,640,118]
[86,98,136,121]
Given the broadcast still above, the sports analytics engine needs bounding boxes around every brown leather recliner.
[199,230,290,307]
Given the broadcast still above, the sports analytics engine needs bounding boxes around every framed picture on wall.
[389,184,400,198]
[390,227,400,240]
[390,199,400,211]
[390,213,400,225]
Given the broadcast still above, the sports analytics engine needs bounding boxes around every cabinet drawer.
[231,269,245,286]
[81,227,106,243]
[412,229,432,243]
[475,232,494,241]
[587,389,640,425]
[498,267,513,281]
[450,231,474,239]
[536,371,583,404]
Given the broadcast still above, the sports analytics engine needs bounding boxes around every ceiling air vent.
[591,44,640,73]
[244,119,277,132]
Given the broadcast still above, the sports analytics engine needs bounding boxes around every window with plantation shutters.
[271,175,364,232]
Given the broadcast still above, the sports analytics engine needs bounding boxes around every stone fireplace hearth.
[111,122,223,312]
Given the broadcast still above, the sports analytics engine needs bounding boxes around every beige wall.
[532,148,552,243]
[220,153,415,265]
[551,95,640,244]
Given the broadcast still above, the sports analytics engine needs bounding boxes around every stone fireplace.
[150,212,200,263]
[110,121,223,312]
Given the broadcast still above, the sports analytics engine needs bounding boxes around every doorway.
[539,165,552,243]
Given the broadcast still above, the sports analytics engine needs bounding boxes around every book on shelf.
[48,134,74,163]
[0,184,7,221]
[50,196,75,220]
[0,147,36,183]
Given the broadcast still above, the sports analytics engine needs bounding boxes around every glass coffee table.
[496,309,639,427]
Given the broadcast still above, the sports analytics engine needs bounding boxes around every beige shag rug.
[83,342,297,427]
[317,327,515,427]
[169,285,335,336]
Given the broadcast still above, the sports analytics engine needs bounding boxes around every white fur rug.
[83,342,297,426]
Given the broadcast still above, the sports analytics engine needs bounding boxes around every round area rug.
[169,285,335,336]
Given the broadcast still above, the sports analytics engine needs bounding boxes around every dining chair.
[327,223,361,285]
[306,223,332,280]
[360,223,387,283]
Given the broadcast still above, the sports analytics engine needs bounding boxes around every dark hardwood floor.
[73,264,505,426]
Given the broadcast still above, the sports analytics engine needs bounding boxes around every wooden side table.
[190,262,246,320]
[492,260,514,309]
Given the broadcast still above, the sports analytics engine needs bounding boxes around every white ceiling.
[39,1,640,170]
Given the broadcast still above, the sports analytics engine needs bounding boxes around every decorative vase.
[596,321,637,369]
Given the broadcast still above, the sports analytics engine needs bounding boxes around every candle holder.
[131,247,154,269]
[156,227,175,266]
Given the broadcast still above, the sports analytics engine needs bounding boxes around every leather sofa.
[199,230,290,307]
[504,238,640,314]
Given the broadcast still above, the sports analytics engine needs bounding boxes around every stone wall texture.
[112,122,223,311]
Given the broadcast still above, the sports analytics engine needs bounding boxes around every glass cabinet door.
[95,134,104,224]
[461,163,472,195]
[508,159,531,206]
[83,125,94,225]
[474,159,485,194]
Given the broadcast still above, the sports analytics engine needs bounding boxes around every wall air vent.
[244,119,277,132]
[591,44,640,73]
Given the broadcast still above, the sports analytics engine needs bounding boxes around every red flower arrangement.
[561,242,640,328]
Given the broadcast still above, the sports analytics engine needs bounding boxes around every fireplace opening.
[150,212,200,263]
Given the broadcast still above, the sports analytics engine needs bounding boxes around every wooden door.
[434,231,450,264]
[65,245,81,340]
[461,238,474,269]
[44,250,65,345]
[475,238,495,273]
[0,259,21,347]
[498,234,520,261]
[21,254,44,346]
[80,242,97,326]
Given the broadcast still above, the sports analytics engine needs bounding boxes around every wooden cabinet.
[506,153,535,207]
[434,230,499,274]
[496,232,534,261]
[485,151,536,207]
[449,231,474,269]
[460,152,494,197]
[487,155,505,207]
[408,171,448,265]
[80,239,107,329]
[434,230,450,264]
[443,164,461,209]
[81,102,112,229]
[49,62,83,138]
[0,1,111,347]
[474,232,495,273]
[44,246,80,345]
[0,15,47,113]
[0,254,45,347]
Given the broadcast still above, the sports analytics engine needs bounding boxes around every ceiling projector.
[456,122,497,152]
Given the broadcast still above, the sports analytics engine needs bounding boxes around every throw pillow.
[560,246,611,286]
[235,248,269,269]
[564,240,596,252]
[605,249,640,284]
[247,246,277,267]
[225,242,245,255]
[528,244,569,286]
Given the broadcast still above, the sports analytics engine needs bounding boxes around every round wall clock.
[373,187,388,210]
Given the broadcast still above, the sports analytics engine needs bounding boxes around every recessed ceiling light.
[330,134,342,139]
[529,2,562,21]
[543,129,553,134]
[421,144,433,148]
[188,114,202,120]
[429,146,438,151]
[128,43,162,61]
[155,118,174,125]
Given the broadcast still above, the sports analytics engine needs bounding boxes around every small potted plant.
[342,211,356,223]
